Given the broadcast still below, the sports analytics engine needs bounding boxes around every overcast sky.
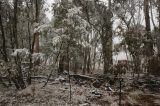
[45,0,55,20]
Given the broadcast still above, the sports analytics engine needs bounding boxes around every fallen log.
[70,74,97,80]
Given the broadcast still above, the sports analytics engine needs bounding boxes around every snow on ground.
[0,77,160,106]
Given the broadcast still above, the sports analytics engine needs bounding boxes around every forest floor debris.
[0,75,160,106]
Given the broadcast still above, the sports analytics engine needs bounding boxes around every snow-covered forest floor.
[0,75,160,106]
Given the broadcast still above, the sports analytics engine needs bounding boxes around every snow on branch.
[67,6,82,17]
[34,24,50,33]
[52,34,68,46]
[54,27,67,34]
[32,53,45,61]
[52,36,61,46]
[11,48,29,57]
[82,41,91,48]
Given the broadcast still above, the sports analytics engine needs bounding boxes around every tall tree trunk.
[86,33,91,74]
[33,0,40,53]
[27,22,32,85]
[144,0,154,75]
[9,13,14,52]
[101,0,113,74]
[83,49,87,75]
[13,0,19,48]
[101,33,112,74]
[82,48,87,75]
[150,0,156,30]
[0,2,8,62]
[26,1,32,84]
[34,32,39,53]
[157,0,160,55]
[13,0,26,89]
[92,42,97,71]
[144,0,151,32]
[66,43,70,72]
[86,48,91,74]
[144,0,153,56]
[74,58,78,74]
[98,52,102,70]
[158,0,160,30]
[132,55,141,78]
[59,55,64,75]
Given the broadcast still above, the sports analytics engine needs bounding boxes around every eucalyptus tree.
[53,0,93,74]
[124,25,146,77]
[0,0,48,88]
[73,0,113,74]
[156,0,160,55]
[0,1,8,62]
[113,0,144,77]
[144,0,154,57]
